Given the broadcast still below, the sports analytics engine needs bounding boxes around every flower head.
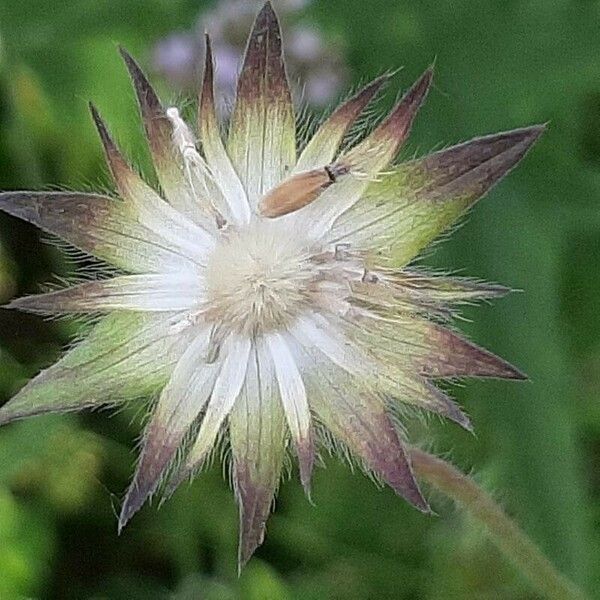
[0,2,542,567]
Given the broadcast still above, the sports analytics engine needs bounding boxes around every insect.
[259,162,349,218]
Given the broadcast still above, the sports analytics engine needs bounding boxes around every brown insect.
[259,163,349,218]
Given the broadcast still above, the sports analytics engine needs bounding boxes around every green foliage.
[0,0,598,598]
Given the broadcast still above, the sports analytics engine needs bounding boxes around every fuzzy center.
[203,224,318,335]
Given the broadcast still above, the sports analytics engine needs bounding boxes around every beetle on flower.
[0,2,543,567]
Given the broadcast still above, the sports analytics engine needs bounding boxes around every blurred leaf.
[172,574,236,600]
[238,561,292,600]
[0,487,55,598]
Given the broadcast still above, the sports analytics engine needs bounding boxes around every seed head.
[0,2,541,569]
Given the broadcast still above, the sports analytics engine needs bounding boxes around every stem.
[409,448,588,600]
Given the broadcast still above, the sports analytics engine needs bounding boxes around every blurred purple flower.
[152,34,196,87]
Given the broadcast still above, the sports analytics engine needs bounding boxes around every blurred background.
[0,0,599,598]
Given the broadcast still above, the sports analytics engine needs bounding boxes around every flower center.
[203,224,316,336]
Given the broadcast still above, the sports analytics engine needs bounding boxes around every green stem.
[409,448,588,600]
